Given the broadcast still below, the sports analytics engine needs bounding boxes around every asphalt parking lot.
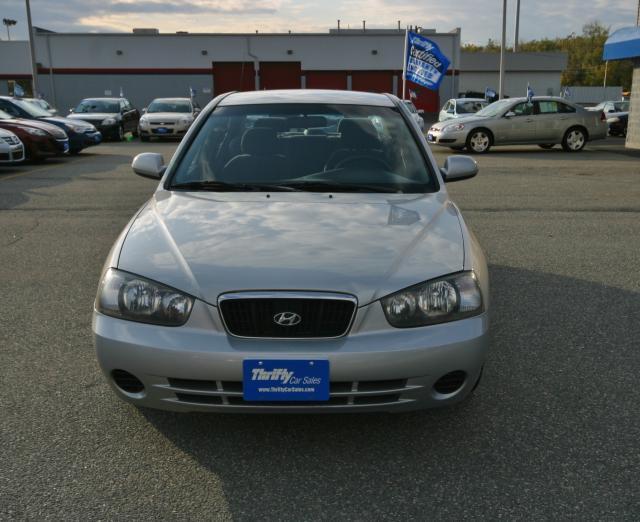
[1,137,639,520]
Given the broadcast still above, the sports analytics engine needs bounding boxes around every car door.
[439,101,451,122]
[490,101,537,144]
[124,99,140,129]
[534,100,565,142]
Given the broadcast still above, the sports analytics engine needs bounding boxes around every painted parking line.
[0,156,95,183]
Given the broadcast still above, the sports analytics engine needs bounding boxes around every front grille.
[219,294,357,338]
[167,377,410,407]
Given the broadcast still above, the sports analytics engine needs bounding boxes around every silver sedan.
[428,96,607,153]
[93,89,489,413]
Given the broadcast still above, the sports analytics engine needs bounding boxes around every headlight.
[66,123,84,132]
[443,123,465,132]
[607,117,620,123]
[26,127,47,136]
[96,268,194,326]
[102,117,117,126]
[178,117,193,126]
[139,118,149,128]
[381,271,483,328]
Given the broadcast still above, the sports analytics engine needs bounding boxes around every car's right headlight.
[381,271,483,328]
[102,117,117,126]
[26,127,47,136]
[96,268,194,326]
[139,118,149,128]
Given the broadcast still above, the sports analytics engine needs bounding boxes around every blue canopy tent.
[603,27,640,149]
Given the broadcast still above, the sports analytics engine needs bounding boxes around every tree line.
[463,22,634,90]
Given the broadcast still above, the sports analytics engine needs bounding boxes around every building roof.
[460,51,568,72]
[603,27,640,61]
[219,89,395,106]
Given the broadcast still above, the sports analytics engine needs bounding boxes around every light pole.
[25,0,39,96]
[499,0,507,98]
[3,18,17,40]
[514,0,521,52]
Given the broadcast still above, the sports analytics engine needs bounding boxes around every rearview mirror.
[504,111,516,118]
[440,155,478,183]
[132,153,166,179]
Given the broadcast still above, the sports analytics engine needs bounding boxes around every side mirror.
[69,108,74,113]
[194,107,201,114]
[417,109,424,115]
[504,111,516,118]
[132,153,166,179]
[142,107,147,113]
[440,155,478,183]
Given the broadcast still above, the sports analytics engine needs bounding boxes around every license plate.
[155,127,169,134]
[242,359,330,401]
[63,141,70,153]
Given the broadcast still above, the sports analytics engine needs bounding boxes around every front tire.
[466,129,492,154]
[140,134,149,142]
[117,125,124,142]
[562,127,586,152]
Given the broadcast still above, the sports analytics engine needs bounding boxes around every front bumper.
[94,299,489,413]
[426,126,467,147]
[139,124,190,138]
[69,130,102,151]
[0,143,25,163]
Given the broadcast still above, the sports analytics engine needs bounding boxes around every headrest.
[337,118,380,149]
[241,128,278,156]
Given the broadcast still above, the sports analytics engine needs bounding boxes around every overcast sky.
[1,0,637,44]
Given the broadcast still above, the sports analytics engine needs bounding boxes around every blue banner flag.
[404,31,450,91]
[14,83,25,97]
[485,87,497,100]
[526,83,534,102]
[189,86,196,98]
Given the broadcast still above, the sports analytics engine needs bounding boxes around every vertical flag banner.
[403,31,450,93]
[526,83,534,102]
[189,86,196,98]
[485,87,497,100]
[14,83,25,97]
[119,86,124,97]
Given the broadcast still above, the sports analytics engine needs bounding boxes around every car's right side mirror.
[504,111,516,118]
[440,155,478,183]
[132,153,166,179]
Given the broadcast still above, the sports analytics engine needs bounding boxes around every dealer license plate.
[242,359,330,401]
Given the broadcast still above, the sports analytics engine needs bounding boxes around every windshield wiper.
[170,180,300,192]
[281,180,400,193]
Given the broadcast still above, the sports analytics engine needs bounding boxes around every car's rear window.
[169,103,437,193]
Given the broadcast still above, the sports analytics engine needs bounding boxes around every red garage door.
[404,80,440,113]
[351,71,394,93]
[259,62,301,90]
[212,62,255,96]
[305,71,348,90]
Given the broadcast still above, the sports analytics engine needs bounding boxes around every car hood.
[67,113,117,123]
[117,191,465,306]
[0,118,68,138]
[143,112,191,121]
[42,116,96,130]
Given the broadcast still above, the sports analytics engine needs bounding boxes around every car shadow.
[137,264,640,519]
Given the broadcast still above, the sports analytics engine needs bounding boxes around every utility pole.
[499,0,507,98]
[25,0,39,96]
[514,0,521,52]
[3,18,17,40]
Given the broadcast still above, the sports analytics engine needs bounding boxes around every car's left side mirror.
[132,153,166,179]
[440,155,478,183]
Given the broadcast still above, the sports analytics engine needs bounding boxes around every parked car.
[0,96,101,154]
[68,98,140,141]
[0,128,25,164]
[587,100,630,114]
[138,97,201,141]
[22,97,58,116]
[428,97,607,153]
[401,100,425,131]
[439,98,488,122]
[0,109,69,161]
[93,89,488,413]
[607,113,628,137]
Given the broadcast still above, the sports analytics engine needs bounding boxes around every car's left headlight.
[96,268,194,326]
[443,123,465,132]
[139,118,149,128]
[102,117,117,126]
[25,127,47,136]
[381,271,483,328]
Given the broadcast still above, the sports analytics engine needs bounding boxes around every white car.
[439,98,488,122]
[402,100,425,131]
[0,128,25,164]
[138,98,201,141]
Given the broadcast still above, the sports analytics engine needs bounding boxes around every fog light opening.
[433,370,467,395]
[111,369,145,394]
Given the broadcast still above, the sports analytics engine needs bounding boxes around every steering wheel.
[333,154,391,171]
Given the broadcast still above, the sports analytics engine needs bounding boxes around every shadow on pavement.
[139,265,640,519]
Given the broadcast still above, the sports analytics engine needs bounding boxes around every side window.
[511,102,534,116]
[450,101,456,113]
[443,101,450,112]
[537,101,559,114]
[558,103,576,114]
[119,100,127,112]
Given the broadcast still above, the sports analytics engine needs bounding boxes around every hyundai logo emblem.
[273,311,302,327]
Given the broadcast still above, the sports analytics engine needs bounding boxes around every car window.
[557,103,576,113]
[537,101,559,114]
[614,101,629,112]
[457,101,487,114]
[75,100,120,113]
[511,102,534,116]
[170,103,437,194]
[148,100,193,113]
[442,101,450,112]
[119,100,127,112]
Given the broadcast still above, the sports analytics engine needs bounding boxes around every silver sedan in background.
[138,97,200,141]
[439,98,488,122]
[428,97,607,153]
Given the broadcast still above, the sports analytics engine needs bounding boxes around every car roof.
[219,89,396,107]
[453,98,487,103]
[150,97,191,102]
[80,97,123,101]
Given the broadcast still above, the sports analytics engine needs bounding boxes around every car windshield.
[614,101,630,112]
[0,109,14,119]
[74,100,120,113]
[24,99,50,111]
[475,99,513,117]
[170,103,437,193]
[11,98,51,118]
[147,100,192,113]
[403,101,418,114]
[457,100,488,114]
